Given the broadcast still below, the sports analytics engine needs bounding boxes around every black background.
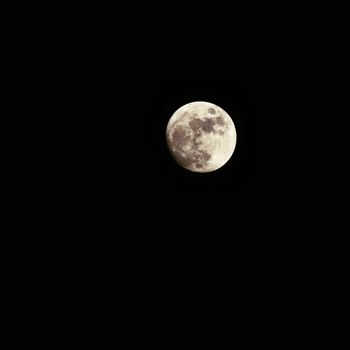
[2,3,348,301]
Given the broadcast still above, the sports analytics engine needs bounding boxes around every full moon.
[166,101,237,173]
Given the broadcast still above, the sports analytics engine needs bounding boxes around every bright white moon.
[166,101,237,173]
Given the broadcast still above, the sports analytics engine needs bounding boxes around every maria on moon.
[166,101,237,173]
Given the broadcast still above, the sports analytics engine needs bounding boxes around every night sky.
[3,4,347,301]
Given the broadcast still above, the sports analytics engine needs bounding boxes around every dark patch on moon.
[172,148,211,170]
[202,118,216,133]
[174,152,195,168]
[199,151,211,161]
[193,139,201,148]
[219,130,225,135]
[172,125,190,148]
[215,116,225,125]
[189,118,204,130]
[208,107,216,114]
[169,123,211,170]
[189,116,226,134]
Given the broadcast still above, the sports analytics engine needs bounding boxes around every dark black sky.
[3,4,348,299]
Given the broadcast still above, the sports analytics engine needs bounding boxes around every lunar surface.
[166,101,237,173]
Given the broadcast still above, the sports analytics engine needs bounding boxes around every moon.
[166,101,237,173]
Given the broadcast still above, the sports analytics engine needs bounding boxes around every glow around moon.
[166,101,237,173]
